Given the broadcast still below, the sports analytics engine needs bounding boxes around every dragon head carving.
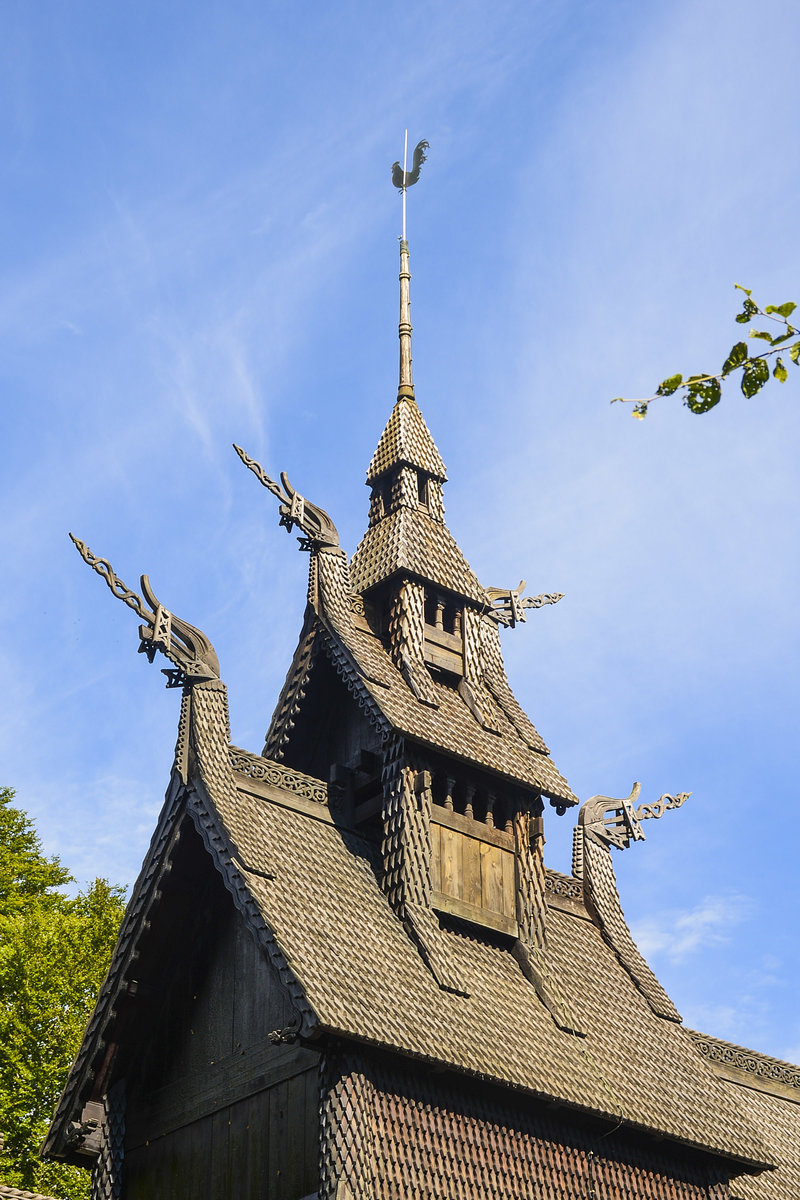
[233,444,341,553]
[69,534,220,687]
[579,781,690,851]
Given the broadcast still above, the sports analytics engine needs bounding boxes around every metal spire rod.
[402,129,408,242]
[391,134,429,399]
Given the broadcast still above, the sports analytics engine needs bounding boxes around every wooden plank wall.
[430,811,517,935]
[123,840,319,1200]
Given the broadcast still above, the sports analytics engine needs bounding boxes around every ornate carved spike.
[69,534,152,622]
[232,443,286,502]
[233,444,341,552]
[69,534,219,686]
[485,581,565,628]
[634,791,691,822]
[579,782,690,852]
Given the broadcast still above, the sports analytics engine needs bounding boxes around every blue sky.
[2,0,799,1061]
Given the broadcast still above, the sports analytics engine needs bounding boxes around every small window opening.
[417,473,429,506]
[424,590,462,636]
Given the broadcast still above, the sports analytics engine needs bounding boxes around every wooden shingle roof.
[47,740,774,1175]
[366,394,447,483]
[350,507,487,603]
[687,1031,800,1200]
[264,608,575,805]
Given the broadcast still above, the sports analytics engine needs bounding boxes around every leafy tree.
[0,787,126,1200]
[613,286,799,418]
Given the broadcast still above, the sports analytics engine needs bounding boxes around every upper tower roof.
[366,393,447,484]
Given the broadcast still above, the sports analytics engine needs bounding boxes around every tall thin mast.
[391,134,428,400]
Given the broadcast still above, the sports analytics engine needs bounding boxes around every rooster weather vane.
[391,132,429,241]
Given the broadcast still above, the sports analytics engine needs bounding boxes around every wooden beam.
[431,804,513,850]
[432,890,518,938]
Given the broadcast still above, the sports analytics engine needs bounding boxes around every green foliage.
[656,373,683,395]
[0,788,126,1199]
[685,375,722,413]
[612,286,799,417]
[721,342,748,375]
[735,297,758,323]
[741,356,770,398]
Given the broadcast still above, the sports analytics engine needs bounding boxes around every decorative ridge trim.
[317,625,390,737]
[544,869,583,900]
[229,747,328,804]
[687,1028,800,1091]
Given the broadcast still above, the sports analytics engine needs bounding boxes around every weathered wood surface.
[430,815,517,933]
[123,835,320,1199]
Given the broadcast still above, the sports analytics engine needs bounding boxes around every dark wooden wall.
[120,823,319,1200]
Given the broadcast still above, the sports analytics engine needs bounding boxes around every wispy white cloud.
[631,893,753,964]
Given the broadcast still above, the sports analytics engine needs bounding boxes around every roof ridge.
[687,1028,800,1089]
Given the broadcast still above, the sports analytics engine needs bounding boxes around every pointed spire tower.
[245,141,575,993]
[351,139,487,707]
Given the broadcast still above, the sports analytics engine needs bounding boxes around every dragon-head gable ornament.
[69,534,220,688]
[233,445,341,554]
[579,781,691,852]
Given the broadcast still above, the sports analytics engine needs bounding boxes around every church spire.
[398,234,413,397]
[391,134,428,400]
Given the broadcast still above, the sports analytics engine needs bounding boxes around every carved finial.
[69,534,219,687]
[579,782,690,852]
[484,581,565,628]
[233,444,341,552]
[391,134,428,399]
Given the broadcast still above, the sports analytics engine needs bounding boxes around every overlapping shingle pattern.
[223,785,770,1171]
[350,507,487,603]
[366,395,447,483]
[265,601,576,803]
[686,1031,800,1200]
[364,1056,732,1200]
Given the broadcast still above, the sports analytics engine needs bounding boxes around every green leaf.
[770,328,795,346]
[749,330,773,342]
[774,358,788,382]
[685,377,722,413]
[656,373,683,396]
[734,284,753,297]
[789,341,800,364]
[735,298,758,324]
[632,403,648,420]
[765,301,797,318]
[721,342,748,375]
[741,357,770,397]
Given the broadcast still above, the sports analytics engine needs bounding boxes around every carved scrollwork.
[69,534,220,685]
[484,581,564,628]
[689,1030,800,1090]
[229,748,328,804]
[234,444,341,552]
[544,870,583,900]
[579,782,690,851]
